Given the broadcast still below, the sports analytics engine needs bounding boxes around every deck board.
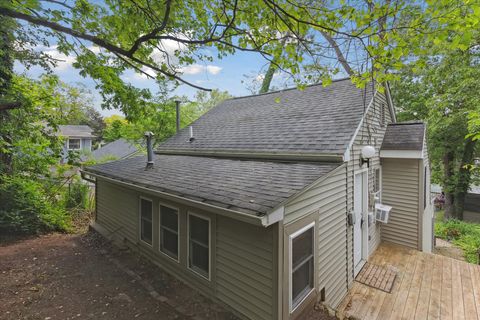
[337,243,480,320]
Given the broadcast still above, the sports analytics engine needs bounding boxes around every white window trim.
[289,221,316,313]
[187,211,211,281]
[158,202,180,263]
[68,138,81,150]
[374,166,382,202]
[139,196,154,247]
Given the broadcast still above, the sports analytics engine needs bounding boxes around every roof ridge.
[226,76,352,101]
[389,121,425,126]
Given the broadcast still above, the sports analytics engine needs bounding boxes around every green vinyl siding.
[284,165,348,310]
[216,216,276,320]
[381,158,420,249]
[95,178,276,320]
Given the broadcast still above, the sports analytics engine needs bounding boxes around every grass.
[435,211,480,264]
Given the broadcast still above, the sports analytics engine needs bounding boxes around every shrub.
[64,179,90,210]
[0,175,71,234]
[435,218,480,264]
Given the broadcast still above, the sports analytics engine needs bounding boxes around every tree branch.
[0,101,22,111]
[320,31,354,76]
[0,6,212,91]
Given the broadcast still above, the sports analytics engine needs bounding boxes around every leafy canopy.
[1,0,479,117]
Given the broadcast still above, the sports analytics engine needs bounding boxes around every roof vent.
[188,126,195,142]
[144,131,154,169]
[175,100,181,133]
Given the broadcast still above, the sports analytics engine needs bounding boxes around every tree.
[2,0,479,118]
[103,90,231,144]
[391,50,480,220]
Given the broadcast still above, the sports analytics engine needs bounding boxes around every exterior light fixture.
[360,145,375,167]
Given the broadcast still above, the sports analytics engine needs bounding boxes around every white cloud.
[44,46,76,71]
[178,64,222,75]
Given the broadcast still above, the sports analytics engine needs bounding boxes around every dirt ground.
[0,231,334,320]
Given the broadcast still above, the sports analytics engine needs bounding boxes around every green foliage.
[3,0,479,114]
[391,50,480,218]
[63,179,90,210]
[435,219,480,264]
[103,90,231,145]
[0,175,71,234]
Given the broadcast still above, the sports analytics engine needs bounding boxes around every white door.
[354,171,367,276]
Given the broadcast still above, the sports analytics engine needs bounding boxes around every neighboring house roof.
[90,138,140,161]
[58,125,95,138]
[465,193,480,212]
[85,155,340,216]
[158,78,373,157]
[381,122,425,151]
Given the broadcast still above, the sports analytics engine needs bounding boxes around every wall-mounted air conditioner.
[375,203,392,223]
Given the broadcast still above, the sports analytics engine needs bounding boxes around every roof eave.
[82,169,267,226]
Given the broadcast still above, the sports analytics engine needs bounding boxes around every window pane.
[141,199,152,221]
[141,219,152,244]
[190,215,209,245]
[161,229,178,259]
[161,206,178,230]
[292,228,313,269]
[292,258,313,306]
[190,242,209,275]
[68,139,80,149]
[140,199,152,244]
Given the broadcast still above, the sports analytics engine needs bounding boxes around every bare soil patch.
[1,231,334,320]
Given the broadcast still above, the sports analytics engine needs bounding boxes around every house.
[82,78,433,320]
[84,138,140,163]
[58,125,95,162]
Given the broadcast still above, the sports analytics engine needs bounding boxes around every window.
[68,138,81,150]
[159,205,179,261]
[139,198,153,245]
[290,223,315,311]
[188,213,210,279]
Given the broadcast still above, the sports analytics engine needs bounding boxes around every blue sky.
[15,46,276,117]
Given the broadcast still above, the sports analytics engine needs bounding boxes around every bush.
[435,218,480,264]
[0,175,71,235]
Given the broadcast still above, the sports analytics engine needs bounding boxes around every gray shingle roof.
[58,125,94,138]
[158,78,373,156]
[90,139,140,161]
[85,155,340,216]
[381,122,425,151]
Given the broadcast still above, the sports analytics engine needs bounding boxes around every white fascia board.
[380,150,423,159]
[261,206,284,227]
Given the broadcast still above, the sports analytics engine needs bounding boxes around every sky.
[14,45,277,117]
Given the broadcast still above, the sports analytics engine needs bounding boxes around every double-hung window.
[139,198,153,245]
[290,223,315,311]
[159,205,179,261]
[188,213,210,279]
[68,138,81,150]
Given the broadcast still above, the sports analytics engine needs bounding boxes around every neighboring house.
[85,138,140,162]
[83,78,433,320]
[58,125,95,162]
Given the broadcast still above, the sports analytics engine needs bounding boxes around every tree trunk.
[259,62,276,94]
[454,138,476,220]
[443,150,456,219]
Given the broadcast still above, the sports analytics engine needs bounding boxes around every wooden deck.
[337,243,480,320]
